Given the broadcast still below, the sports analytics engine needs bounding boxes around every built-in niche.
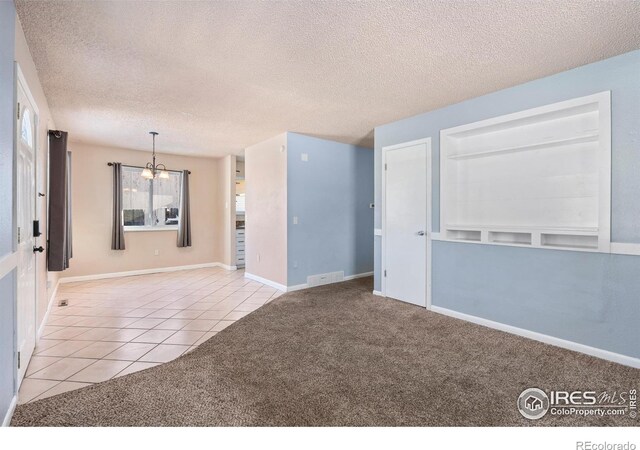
[439,92,611,252]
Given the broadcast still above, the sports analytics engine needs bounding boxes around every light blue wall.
[0,1,15,255]
[0,0,17,422]
[374,50,640,359]
[0,271,16,420]
[287,133,374,286]
[433,242,640,358]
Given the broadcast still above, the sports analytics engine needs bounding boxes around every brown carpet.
[11,277,639,426]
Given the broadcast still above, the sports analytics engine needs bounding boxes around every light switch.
[301,153,308,162]
[293,216,298,225]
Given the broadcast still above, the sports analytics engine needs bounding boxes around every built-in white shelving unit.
[439,92,611,252]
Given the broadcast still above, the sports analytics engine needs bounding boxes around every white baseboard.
[431,305,640,369]
[37,279,59,339]
[286,283,308,292]
[244,272,287,292]
[287,271,374,293]
[345,271,373,281]
[218,263,238,271]
[372,290,384,297]
[58,262,233,284]
[2,395,16,427]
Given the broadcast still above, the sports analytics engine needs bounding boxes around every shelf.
[446,229,481,242]
[489,231,532,245]
[445,224,598,235]
[444,102,601,139]
[541,233,598,249]
[443,225,600,250]
[440,92,610,253]
[448,132,599,160]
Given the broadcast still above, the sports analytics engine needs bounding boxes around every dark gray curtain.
[177,169,191,247]
[47,130,72,271]
[111,162,125,250]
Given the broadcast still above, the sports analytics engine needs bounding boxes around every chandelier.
[141,131,169,179]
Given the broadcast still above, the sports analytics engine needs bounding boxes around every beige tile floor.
[18,267,283,404]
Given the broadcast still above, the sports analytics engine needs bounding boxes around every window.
[21,108,33,148]
[121,165,182,230]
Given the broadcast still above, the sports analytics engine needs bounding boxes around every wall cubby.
[440,92,611,252]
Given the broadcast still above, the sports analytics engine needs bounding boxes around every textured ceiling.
[15,0,640,157]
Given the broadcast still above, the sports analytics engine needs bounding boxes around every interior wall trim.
[431,236,640,257]
[432,305,640,369]
[2,395,16,427]
[0,252,17,280]
[286,271,374,293]
[609,242,640,256]
[345,271,374,281]
[244,272,287,292]
[37,279,59,339]
[57,262,231,284]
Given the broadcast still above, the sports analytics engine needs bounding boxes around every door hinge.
[17,227,21,244]
[17,351,20,369]
[384,270,387,277]
[16,102,20,120]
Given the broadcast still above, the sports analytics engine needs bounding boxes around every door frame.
[381,138,432,309]
[14,62,40,386]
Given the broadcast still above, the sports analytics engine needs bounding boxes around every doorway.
[16,66,39,386]
[235,157,245,268]
[382,138,431,308]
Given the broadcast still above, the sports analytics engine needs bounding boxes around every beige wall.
[62,143,225,278]
[217,155,236,268]
[15,16,56,327]
[245,133,287,286]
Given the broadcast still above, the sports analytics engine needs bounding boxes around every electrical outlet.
[293,261,298,268]
[301,153,308,162]
[154,249,159,256]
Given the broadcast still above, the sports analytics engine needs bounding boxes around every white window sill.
[124,226,178,233]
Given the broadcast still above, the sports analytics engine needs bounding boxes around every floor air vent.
[307,271,345,287]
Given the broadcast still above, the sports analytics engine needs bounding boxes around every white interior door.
[16,70,38,385]
[383,140,430,307]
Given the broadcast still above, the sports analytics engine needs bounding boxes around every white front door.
[16,69,38,385]
[383,139,430,307]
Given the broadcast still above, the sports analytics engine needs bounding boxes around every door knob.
[33,246,44,253]
[417,231,425,236]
